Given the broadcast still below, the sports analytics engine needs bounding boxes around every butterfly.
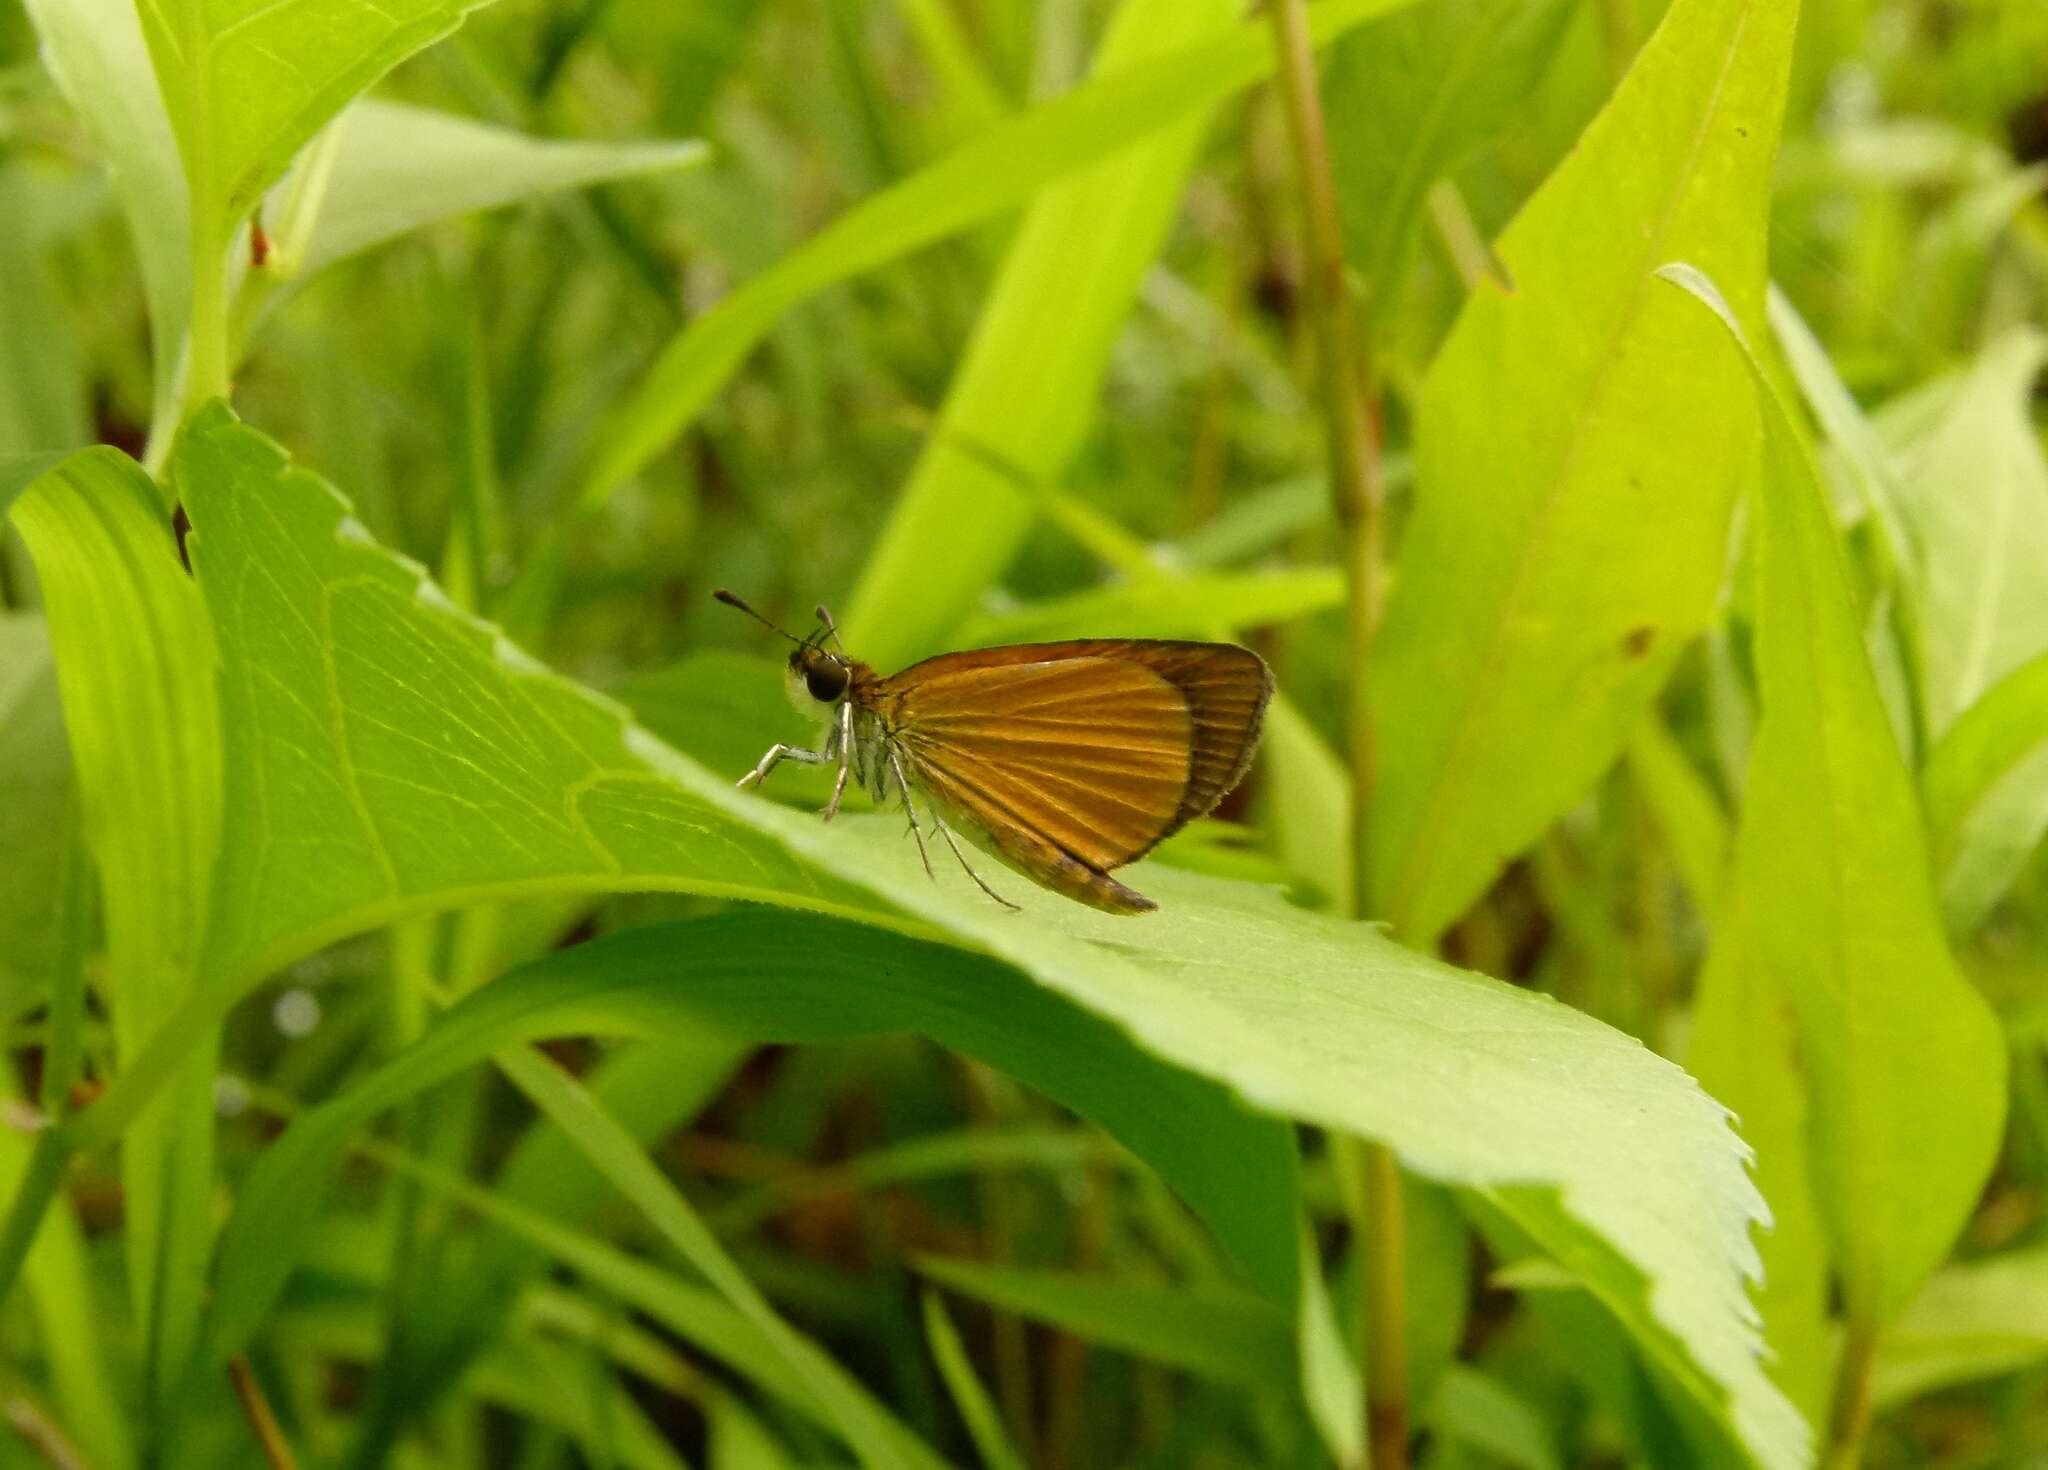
[715,589,1272,914]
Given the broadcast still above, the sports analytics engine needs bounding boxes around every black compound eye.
[804,660,849,703]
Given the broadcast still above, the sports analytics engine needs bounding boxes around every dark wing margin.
[1113,642,1274,836]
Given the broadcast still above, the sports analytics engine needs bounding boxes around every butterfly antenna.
[813,604,845,650]
[711,588,801,645]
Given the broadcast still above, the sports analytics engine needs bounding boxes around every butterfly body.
[723,591,1271,914]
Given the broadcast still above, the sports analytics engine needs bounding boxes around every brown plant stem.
[4,1394,89,1470]
[1264,1,1402,1466]
[227,1357,300,1470]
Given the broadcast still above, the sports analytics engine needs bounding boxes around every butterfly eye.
[804,660,848,703]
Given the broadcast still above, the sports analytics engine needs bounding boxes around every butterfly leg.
[737,743,824,790]
[929,810,1022,912]
[822,700,855,822]
[887,749,936,880]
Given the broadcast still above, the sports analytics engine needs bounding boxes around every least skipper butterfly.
[714,589,1272,914]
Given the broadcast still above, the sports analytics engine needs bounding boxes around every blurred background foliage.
[1,0,2046,1467]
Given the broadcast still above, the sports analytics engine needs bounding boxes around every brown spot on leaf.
[1622,626,1656,658]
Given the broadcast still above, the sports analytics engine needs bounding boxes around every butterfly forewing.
[873,640,1272,913]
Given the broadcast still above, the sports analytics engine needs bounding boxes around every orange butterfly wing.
[874,641,1272,913]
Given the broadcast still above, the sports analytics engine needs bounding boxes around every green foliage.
[1367,0,1794,946]
[1671,262,2005,1362]
[5,0,2047,1465]
[133,0,496,222]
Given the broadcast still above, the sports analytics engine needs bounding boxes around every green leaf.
[18,0,190,450]
[1894,330,2048,930]
[0,169,90,456]
[210,913,1300,1349]
[1627,717,1731,916]
[133,0,498,224]
[1923,650,2048,933]
[171,406,873,983]
[2,454,70,522]
[917,1255,1294,1388]
[0,1083,137,1470]
[355,1035,752,1440]
[1898,328,2048,737]
[207,911,1291,1466]
[329,1125,934,1462]
[1367,0,1797,945]
[264,99,710,286]
[577,0,1422,545]
[1687,834,1832,1425]
[9,447,225,1413]
[1664,264,2008,1328]
[75,411,1796,1469]
[1426,1364,1562,1470]
[0,615,72,1009]
[1873,1245,2048,1408]
[920,1291,1029,1470]
[488,1043,943,1470]
[1765,284,1912,580]
[1324,0,1578,304]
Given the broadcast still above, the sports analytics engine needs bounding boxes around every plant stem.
[1825,1321,1879,1470]
[1362,1141,1408,1464]
[1264,0,1384,884]
[1264,2,1400,1466]
[227,1356,301,1470]
[185,208,232,418]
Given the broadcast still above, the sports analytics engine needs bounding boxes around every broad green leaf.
[9,447,224,1407]
[577,0,1422,546]
[66,413,1796,1469]
[1666,265,2007,1328]
[1,454,69,522]
[1898,328,2048,736]
[1688,852,1832,1425]
[171,407,873,983]
[0,615,72,1009]
[840,0,1239,664]
[1368,0,1796,945]
[917,1255,1294,1388]
[1324,0,1577,304]
[19,0,190,451]
[262,99,710,288]
[955,568,1343,645]
[1873,1245,2048,1408]
[1923,650,2048,932]
[133,0,497,225]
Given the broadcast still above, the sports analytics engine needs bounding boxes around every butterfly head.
[787,643,851,713]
